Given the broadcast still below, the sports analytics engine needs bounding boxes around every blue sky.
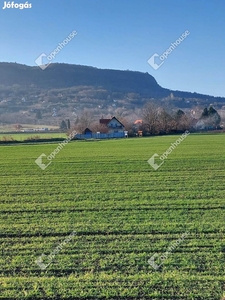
[1,0,225,97]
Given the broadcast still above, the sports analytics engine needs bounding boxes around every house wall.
[107,119,124,133]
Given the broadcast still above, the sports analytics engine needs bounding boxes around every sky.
[0,0,225,97]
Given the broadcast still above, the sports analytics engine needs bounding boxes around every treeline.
[61,102,222,136]
[140,103,221,135]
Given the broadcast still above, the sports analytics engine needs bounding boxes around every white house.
[99,116,125,133]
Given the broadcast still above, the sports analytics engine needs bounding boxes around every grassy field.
[0,132,67,141]
[0,124,59,133]
[0,134,225,299]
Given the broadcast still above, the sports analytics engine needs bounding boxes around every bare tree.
[117,116,135,136]
[174,110,191,131]
[75,110,94,133]
[91,120,104,133]
[158,108,174,133]
[142,102,160,134]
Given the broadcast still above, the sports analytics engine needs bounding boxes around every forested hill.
[0,62,224,102]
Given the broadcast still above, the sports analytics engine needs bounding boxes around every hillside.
[0,62,225,126]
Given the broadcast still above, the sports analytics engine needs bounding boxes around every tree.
[142,102,160,135]
[200,107,209,119]
[60,120,67,131]
[208,106,221,127]
[175,109,185,120]
[76,110,93,133]
[91,121,103,133]
[117,116,135,136]
[174,109,190,131]
[67,119,71,129]
[158,108,174,133]
[200,106,221,128]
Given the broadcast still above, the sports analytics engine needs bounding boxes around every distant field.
[0,134,225,299]
[0,132,67,141]
[0,124,59,133]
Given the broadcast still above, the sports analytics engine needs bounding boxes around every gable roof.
[99,116,125,127]
[99,118,111,125]
[83,127,92,134]
[108,116,124,127]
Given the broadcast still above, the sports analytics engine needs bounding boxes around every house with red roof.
[75,116,126,140]
[99,116,125,133]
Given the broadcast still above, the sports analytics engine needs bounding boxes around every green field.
[0,134,225,299]
[0,124,59,133]
[0,132,66,141]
